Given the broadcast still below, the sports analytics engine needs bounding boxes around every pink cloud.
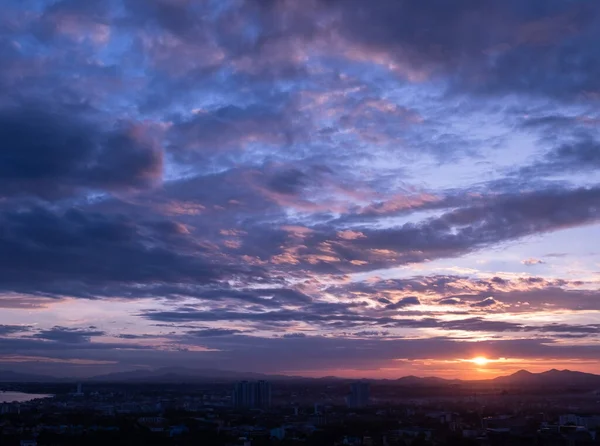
[359,193,441,215]
[337,230,366,240]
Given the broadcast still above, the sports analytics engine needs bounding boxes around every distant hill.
[395,375,458,386]
[492,369,600,388]
[0,368,599,388]
[87,367,303,383]
[387,369,600,389]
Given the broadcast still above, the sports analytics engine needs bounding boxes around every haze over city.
[1,0,600,380]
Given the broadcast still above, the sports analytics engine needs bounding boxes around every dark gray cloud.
[281,333,307,338]
[168,103,302,156]
[514,137,600,179]
[0,105,163,200]
[324,274,597,313]
[32,326,105,343]
[439,298,462,306]
[193,288,313,307]
[266,168,309,195]
[0,337,153,354]
[438,318,520,332]
[0,205,254,297]
[385,297,421,310]
[0,325,31,336]
[533,324,600,334]
[286,186,600,273]
[12,0,600,106]
[48,0,600,107]
[142,307,385,326]
[116,334,159,340]
[135,182,599,280]
[352,331,389,337]
[301,0,600,101]
[186,328,246,338]
[90,285,313,308]
[122,0,207,37]
[470,297,499,308]
[140,304,599,337]
[549,139,600,169]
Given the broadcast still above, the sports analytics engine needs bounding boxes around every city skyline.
[1,0,600,379]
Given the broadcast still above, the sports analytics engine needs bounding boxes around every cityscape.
[1,369,600,445]
[1,0,600,444]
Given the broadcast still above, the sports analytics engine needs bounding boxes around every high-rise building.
[257,380,272,408]
[346,381,369,408]
[73,383,84,397]
[232,381,253,408]
[232,380,272,409]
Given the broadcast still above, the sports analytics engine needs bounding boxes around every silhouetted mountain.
[493,369,600,388]
[0,368,599,388]
[87,367,303,383]
[395,375,458,386]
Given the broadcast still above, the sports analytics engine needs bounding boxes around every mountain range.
[1,368,600,389]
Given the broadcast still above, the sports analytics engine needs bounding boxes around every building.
[73,382,84,397]
[270,426,286,440]
[346,381,370,408]
[559,414,600,429]
[257,380,271,408]
[232,380,272,409]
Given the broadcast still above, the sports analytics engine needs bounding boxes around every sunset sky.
[1,0,600,379]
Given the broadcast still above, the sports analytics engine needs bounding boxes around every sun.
[471,356,489,366]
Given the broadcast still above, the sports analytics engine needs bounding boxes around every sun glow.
[471,356,489,366]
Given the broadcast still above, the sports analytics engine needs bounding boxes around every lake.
[0,391,52,403]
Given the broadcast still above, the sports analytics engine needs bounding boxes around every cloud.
[325,275,596,313]
[515,137,600,179]
[0,325,32,336]
[116,334,159,340]
[168,103,302,155]
[470,297,500,308]
[549,139,600,169]
[439,298,462,306]
[32,326,105,344]
[187,328,245,338]
[439,317,520,332]
[522,258,545,266]
[140,293,596,335]
[300,0,600,100]
[386,296,421,310]
[266,168,309,196]
[0,105,163,200]
[352,331,389,337]
[259,186,600,274]
[0,205,254,297]
[281,333,307,338]
[533,324,600,334]
[119,0,600,103]
[0,0,599,378]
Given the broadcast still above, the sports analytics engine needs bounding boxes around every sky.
[1,0,600,379]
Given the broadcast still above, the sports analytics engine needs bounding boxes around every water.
[0,391,52,403]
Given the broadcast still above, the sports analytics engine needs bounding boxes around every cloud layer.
[0,0,599,378]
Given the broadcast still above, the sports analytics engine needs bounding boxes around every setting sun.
[471,356,489,366]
